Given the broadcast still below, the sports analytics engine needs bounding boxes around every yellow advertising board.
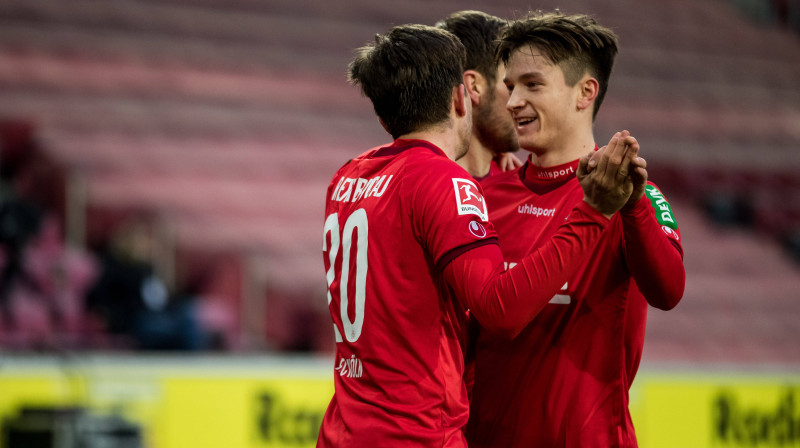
[0,356,334,448]
[1,357,798,448]
[631,371,800,448]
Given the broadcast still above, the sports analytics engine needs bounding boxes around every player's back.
[319,139,491,448]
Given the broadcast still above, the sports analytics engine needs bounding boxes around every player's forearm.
[621,195,685,310]
[445,201,609,336]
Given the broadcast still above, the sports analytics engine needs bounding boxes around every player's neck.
[528,129,595,168]
[456,136,494,178]
[398,128,461,161]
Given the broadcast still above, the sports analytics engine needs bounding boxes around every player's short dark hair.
[497,11,618,120]
[348,24,466,139]
[436,10,507,85]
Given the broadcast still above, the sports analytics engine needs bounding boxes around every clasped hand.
[577,130,648,218]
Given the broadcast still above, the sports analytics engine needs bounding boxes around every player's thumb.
[577,153,590,179]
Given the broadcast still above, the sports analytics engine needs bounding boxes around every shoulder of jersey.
[352,141,465,180]
[360,144,391,158]
[351,145,385,162]
[402,146,460,168]
[333,145,388,173]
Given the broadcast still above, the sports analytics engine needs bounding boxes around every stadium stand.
[0,0,798,364]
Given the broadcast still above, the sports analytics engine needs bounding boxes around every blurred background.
[0,0,798,447]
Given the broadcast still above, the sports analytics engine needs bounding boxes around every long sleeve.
[443,200,609,337]
[621,188,685,310]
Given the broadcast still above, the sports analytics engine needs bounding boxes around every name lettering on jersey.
[335,355,363,378]
[645,185,678,230]
[518,204,557,217]
[331,175,394,203]
[505,261,570,304]
[452,178,488,222]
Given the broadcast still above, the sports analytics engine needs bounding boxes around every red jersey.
[466,159,685,448]
[474,159,504,184]
[318,139,498,448]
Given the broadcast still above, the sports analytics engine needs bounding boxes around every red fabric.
[443,200,609,336]
[474,159,505,184]
[622,190,685,310]
[466,160,685,448]
[318,139,497,448]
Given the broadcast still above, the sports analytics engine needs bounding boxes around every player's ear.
[454,84,469,118]
[576,75,599,112]
[463,70,482,106]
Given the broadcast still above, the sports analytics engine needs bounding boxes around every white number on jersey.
[550,282,571,304]
[323,209,369,343]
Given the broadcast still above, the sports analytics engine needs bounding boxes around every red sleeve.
[443,200,609,337]
[409,158,498,265]
[621,184,685,310]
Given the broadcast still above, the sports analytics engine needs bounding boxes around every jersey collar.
[519,146,598,194]
[372,139,447,158]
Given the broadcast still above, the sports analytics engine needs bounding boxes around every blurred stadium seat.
[0,0,798,363]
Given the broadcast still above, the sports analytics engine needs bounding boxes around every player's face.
[474,63,518,154]
[504,46,581,154]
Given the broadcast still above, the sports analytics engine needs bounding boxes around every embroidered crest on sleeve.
[452,178,488,222]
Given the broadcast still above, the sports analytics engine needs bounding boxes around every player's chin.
[515,126,540,144]
[516,135,540,152]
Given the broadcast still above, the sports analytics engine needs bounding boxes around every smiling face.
[504,46,585,156]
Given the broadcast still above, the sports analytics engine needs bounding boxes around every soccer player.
[466,12,686,447]
[436,10,522,181]
[318,24,644,447]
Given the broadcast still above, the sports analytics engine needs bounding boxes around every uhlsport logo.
[518,204,556,217]
[662,225,680,241]
[469,221,487,238]
[453,178,488,222]
[533,165,575,180]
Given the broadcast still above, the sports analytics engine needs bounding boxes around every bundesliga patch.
[452,178,488,222]
[645,185,678,230]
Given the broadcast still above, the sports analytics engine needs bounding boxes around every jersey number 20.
[323,209,368,343]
